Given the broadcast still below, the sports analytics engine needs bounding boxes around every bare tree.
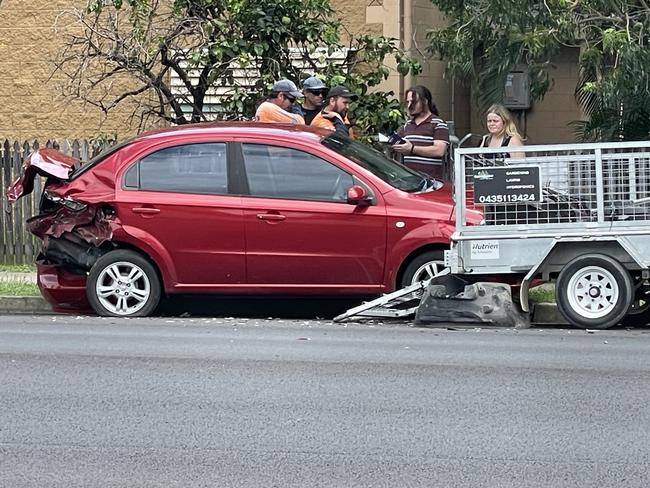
[53,0,421,137]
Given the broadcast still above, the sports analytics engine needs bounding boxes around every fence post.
[0,140,10,263]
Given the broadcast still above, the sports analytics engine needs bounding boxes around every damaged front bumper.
[37,261,91,313]
[333,273,530,328]
[28,202,115,271]
[7,147,117,271]
[7,148,119,312]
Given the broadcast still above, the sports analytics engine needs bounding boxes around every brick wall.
[0,0,582,144]
[0,0,148,141]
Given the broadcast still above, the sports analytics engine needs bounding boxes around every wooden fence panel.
[1,140,12,263]
[0,139,109,264]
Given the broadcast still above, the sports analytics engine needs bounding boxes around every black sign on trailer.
[472,166,542,204]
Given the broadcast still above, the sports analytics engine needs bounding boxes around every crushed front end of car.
[6,148,118,311]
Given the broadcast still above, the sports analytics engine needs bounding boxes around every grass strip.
[0,263,37,273]
[529,286,555,303]
[0,282,40,296]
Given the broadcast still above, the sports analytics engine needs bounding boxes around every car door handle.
[257,213,286,221]
[132,207,161,215]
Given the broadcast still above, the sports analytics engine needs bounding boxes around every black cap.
[326,85,358,101]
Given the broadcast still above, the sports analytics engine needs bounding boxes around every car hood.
[407,180,483,225]
[6,149,79,204]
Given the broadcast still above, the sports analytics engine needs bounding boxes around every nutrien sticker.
[470,240,500,260]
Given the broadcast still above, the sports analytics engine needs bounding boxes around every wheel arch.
[539,240,641,280]
[394,243,448,289]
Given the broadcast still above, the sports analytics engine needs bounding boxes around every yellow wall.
[0,0,146,141]
[0,0,582,144]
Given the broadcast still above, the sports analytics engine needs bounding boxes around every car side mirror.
[347,185,372,206]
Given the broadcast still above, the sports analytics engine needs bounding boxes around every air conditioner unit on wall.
[503,65,530,110]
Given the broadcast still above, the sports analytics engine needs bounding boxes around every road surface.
[1,315,649,487]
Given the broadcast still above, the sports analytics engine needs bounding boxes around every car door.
[239,142,387,291]
[116,141,245,288]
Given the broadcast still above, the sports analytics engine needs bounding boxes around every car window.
[321,133,428,192]
[242,144,353,202]
[134,143,228,194]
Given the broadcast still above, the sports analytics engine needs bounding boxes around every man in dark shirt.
[300,76,328,125]
[392,85,449,179]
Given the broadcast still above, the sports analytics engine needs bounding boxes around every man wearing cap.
[300,76,328,125]
[255,79,305,124]
[311,85,357,137]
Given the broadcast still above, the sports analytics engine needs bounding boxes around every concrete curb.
[0,272,37,283]
[0,294,568,323]
[0,295,53,314]
[532,302,568,325]
[0,270,568,321]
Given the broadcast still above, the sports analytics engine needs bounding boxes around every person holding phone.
[392,85,449,179]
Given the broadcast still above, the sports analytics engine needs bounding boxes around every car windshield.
[321,133,429,192]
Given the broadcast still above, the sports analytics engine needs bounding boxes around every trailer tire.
[556,254,633,329]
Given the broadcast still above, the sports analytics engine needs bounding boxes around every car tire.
[620,283,650,327]
[87,250,161,317]
[400,250,446,289]
[556,254,633,329]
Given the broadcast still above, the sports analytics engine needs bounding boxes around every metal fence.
[0,139,108,264]
[457,141,650,228]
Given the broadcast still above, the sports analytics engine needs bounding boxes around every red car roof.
[133,121,331,144]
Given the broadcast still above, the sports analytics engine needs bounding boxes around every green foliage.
[572,3,650,141]
[60,0,421,140]
[427,0,570,111]
[529,285,555,304]
[428,0,650,141]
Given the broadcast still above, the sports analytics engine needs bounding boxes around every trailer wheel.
[556,254,633,329]
[87,250,161,317]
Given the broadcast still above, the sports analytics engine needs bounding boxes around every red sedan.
[8,122,479,317]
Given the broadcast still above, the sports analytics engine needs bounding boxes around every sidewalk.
[0,271,37,283]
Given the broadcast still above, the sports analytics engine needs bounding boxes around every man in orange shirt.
[310,85,357,137]
[255,79,305,124]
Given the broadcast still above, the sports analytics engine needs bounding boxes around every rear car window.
[127,143,228,194]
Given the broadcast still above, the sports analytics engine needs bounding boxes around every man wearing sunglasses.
[300,76,328,125]
[255,79,305,124]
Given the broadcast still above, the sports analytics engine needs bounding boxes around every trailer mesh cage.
[456,142,650,228]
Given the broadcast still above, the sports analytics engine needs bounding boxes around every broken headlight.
[43,190,88,211]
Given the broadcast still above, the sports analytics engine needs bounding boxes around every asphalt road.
[1,315,650,487]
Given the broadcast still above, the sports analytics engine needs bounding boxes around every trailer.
[446,140,650,329]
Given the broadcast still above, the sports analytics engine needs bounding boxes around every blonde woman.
[479,104,525,159]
